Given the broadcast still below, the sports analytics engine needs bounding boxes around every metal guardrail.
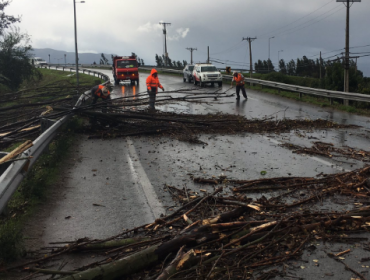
[0,69,109,214]
[37,65,110,81]
[140,66,370,104]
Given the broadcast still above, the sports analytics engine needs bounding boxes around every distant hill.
[30,48,113,65]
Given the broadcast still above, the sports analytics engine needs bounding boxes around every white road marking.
[263,136,350,172]
[126,138,165,219]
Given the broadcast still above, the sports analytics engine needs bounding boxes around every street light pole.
[64,54,66,66]
[73,0,85,90]
[268,36,274,73]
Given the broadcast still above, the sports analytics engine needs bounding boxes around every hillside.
[30,48,113,65]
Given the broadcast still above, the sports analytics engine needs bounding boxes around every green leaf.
[260,171,267,175]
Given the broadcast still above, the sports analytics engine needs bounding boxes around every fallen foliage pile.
[3,166,370,280]
[79,110,357,145]
[282,141,370,162]
[0,82,92,149]
[0,87,227,149]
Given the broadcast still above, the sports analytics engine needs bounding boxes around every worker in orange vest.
[230,71,247,100]
[90,84,111,112]
[146,69,165,110]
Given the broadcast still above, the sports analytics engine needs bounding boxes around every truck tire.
[136,79,139,85]
[131,80,135,85]
[114,76,118,85]
[188,76,191,83]
[183,77,186,82]
[194,77,197,85]
[199,78,203,87]
[218,82,222,87]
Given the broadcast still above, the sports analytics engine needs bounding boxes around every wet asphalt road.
[14,69,370,279]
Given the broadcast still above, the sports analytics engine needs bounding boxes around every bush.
[0,219,24,262]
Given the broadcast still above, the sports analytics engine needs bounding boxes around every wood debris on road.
[3,166,370,280]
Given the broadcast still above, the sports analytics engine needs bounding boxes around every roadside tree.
[0,1,40,91]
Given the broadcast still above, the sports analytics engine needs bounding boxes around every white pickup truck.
[192,63,223,87]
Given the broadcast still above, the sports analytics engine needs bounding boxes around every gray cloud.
[6,0,370,75]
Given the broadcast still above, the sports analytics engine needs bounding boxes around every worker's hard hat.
[102,87,109,96]
[233,71,238,76]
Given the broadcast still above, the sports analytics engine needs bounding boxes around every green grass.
[0,117,82,264]
[4,142,24,152]
[1,69,104,109]
[28,68,103,88]
[246,83,370,116]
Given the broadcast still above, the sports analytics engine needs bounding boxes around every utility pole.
[319,51,322,81]
[268,36,274,73]
[186,47,197,64]
[207,46,209,63]
[159,22,171,67]
[243,37,257,78]
[337,0,361,93]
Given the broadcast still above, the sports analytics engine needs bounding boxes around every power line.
[272,5,344,38]
[349,45,370,50]
[259,0,335,39]
[209,40,244,55]
[349,51,370,55]
[308,48,344,58]
[309,43,369,59]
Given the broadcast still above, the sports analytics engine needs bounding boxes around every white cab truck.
[29,57,48,66]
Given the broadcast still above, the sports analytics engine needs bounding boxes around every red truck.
[112,56,139,85]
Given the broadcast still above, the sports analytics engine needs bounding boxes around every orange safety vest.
[233,73,245,86]
[146,69,163,93]
[94,85,110,99]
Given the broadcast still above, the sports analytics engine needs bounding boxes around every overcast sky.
[6,0,370,76]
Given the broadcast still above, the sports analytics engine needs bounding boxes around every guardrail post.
[329,98,333,105]
[41,118,56,133]
[299,92,303,99]
[344,99,349,106]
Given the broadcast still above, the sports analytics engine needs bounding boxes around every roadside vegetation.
[0,117,82,264]
[0,68,103,150]
[244,82,370,115]
[0,1,103,260]
[0,68,103,264]
[240,71,370,116]
[148,52,370,116]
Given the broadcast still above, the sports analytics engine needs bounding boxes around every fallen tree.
[3,166,370,280]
